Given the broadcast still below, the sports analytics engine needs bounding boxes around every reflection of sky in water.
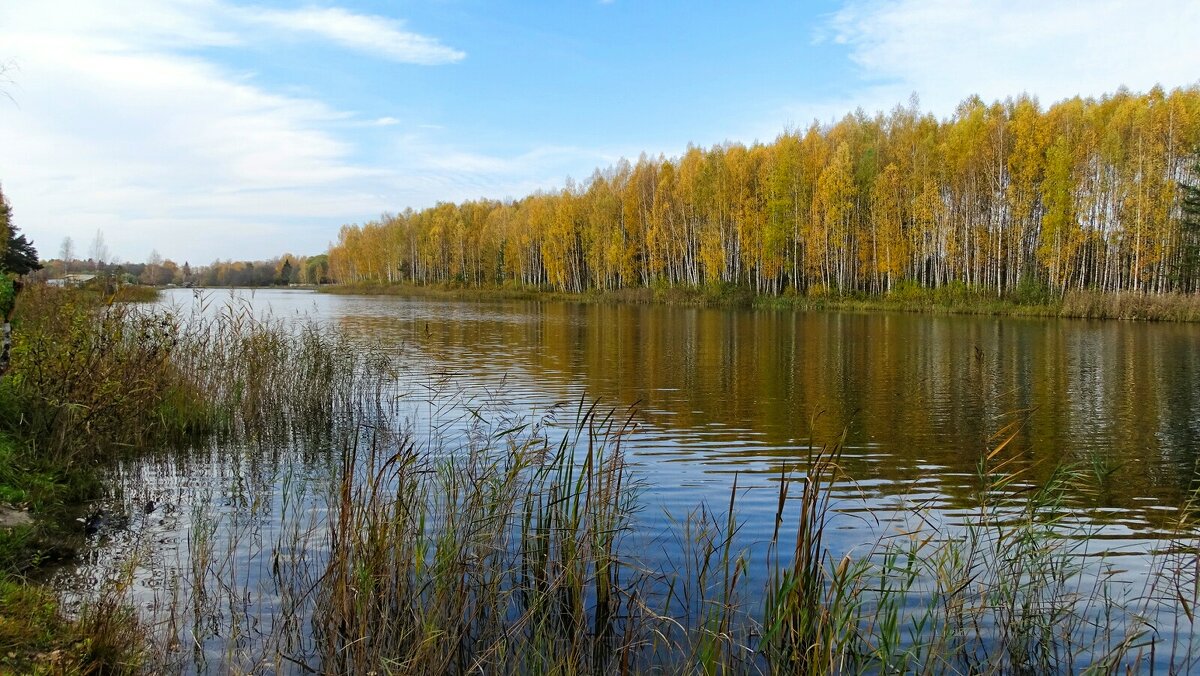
[63,287,1200,671]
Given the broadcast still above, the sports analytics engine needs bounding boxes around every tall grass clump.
[749,414,1200,674]
[2,285,365,474]
[302,403,648,674]
[134,397,655,673]
[160,291,367,443]
[3,284,209,470]
[760,437,861,673]
[0,571,147,674]
[1060,289,1200,321]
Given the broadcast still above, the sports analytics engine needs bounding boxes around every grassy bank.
[0,285,179,672]
[0,284,359,673]
[323,280,1200,321]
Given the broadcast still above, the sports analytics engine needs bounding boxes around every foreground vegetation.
[0,284,361,673]
[3,284,1200,674]
[133,390,1200,674]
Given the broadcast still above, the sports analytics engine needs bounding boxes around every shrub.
[1010,275,1054,306]
[3,285,209,468]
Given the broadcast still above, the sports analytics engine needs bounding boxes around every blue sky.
[1,1,1198,264]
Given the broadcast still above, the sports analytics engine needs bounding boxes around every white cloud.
[383,136,618,203]
[4,0,242,51]
[784,0,1200,126]
[239,7,465,65]
[0,1,479,263]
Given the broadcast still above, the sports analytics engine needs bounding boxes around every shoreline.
[318,282,1200,322]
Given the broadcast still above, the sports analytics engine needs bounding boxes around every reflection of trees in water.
[342,299,1200,517]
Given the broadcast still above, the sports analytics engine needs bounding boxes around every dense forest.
[177,254,330,287]
[329,87,1200,297]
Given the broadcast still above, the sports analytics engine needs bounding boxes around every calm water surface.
[64,288,1200,669]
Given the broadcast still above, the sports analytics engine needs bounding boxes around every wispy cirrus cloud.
[380,134,622,202]
[237,6,466,65]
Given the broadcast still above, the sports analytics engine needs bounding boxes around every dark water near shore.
[62,288,1200,670]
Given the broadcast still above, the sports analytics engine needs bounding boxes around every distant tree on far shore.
[59,236,75,273]
[1179,154,1200,290]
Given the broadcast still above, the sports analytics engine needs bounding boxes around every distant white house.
[47,273,97,287]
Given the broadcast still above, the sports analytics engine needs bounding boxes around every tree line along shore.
[32,87,1200,322]
[327,87,1200,307]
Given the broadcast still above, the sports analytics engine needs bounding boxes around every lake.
[63,287,1200,672]
[200,288,1199,522]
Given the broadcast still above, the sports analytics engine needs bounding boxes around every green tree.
[278,257,294,285]
[0,184,40,276]
[304,254,330,284]
[1178,155,1200,291]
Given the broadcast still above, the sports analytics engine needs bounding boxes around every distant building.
[47,273,97,287]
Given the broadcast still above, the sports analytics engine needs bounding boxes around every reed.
[1059,289,1200,321]
[0,285,373,673]
[747,413,1200,674]
[2,285,366,472]
[120,386,1200,674]
[761,435,855,673]
[302,401,647,674]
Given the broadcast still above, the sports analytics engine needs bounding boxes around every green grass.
[0,577,145,675]
[324,279,1200,322]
